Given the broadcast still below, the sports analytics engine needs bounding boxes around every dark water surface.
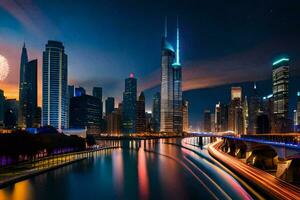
[0,138,252,200]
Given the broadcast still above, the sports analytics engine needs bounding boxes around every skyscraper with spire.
[18,43,38,128]
[160,17,183,133]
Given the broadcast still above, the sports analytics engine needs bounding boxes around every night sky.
[0,0,300,128]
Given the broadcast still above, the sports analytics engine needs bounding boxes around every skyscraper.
[105,97,115,116]
[160,18,183,133]
[18,43,38,128]
[182,100,189,133]
[243,96,248,134]
[136,92,146,133]
[248,83,261,134]
[42,41,68,130]
[18,43,28,128]
[152,92,160,132]
[4,99,18,129]
[228,87,244,134]
[215,102,221,132]
[107,108,121,135]
[92,87,103,120]
[75,86,86,97]
[272,57,290,132]
[122,73,137,133]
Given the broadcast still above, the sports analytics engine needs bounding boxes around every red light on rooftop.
[130,73,134,78]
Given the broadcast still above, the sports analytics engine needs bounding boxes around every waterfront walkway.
[0,146,119,188]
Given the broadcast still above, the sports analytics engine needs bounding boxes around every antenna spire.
[164,17,168,38]
[176,16,180,65]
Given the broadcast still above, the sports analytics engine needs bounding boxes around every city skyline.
[1,1,300,105]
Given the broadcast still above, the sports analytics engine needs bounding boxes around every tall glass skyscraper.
[105,97,115,116]
[18,43,28,128]
[122,74,137,134]
[42,41,68,130]
[160,20,176,133]
[160,18,183,133]
[18,44,38,128]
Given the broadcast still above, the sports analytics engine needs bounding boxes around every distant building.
[75,86,86,97]
[92,86,103,121]
[261,94,275,132]
[228,87,244,134]
[105,97,115,116]
[107,108,121,135]
[272,57,290,132]
[203,110,211,132]
[182,100,189,133]
[136,92,146,133]
[0,89,4,127]
[215,102,228,132]
[248,83,261,134]
[68,85,75,99]
[215,102,221,132]
[122,74,137,134]
[4,99,19,129]
[152,92,160,132]
[145,112,152,132]
[42,41,68,130]
[70,95,101,134]
[210,113,215,132]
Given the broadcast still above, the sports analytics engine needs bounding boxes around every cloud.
[139,36,300,92]
[0,0,59,38]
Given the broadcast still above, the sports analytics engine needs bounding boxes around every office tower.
[42,40,68,130]
[105,97,115,116]
[248,83,261,134]
[182,100,189,133]
[272,57,290,132]
[18,43,28,128]
[4,99,19,129]
[92,86,103,120]
[23,59,38,128]
[243,96,248,134]
[18,44,37,128]
[75,86,86,97]
[122,74,137,133]
[107,108,121,135]
[0,89,4,127]
[203,110,211,132]
[70,95,101,134]
[152,92,160,132]
[136,92,146,133]
[228,87,243,134]
[160,18,183,133]
[34,106,41,127]
[256,112,270,134]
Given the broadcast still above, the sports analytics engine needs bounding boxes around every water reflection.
[0,138,249,200]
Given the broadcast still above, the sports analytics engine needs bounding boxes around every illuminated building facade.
[92,87,103,120]
[203,109,211,132]
[42,41,68,130]
[182,100,189,133]
[160,18,183,133]
[272,58,290,132]
[228,87,244,134]
[248,83,260,134]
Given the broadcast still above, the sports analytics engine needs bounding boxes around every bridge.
[190,132,300,184]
